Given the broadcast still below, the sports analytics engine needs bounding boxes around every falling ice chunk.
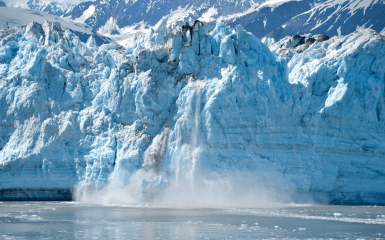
[333,213,342,217]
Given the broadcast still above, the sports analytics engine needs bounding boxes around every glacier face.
[0,20,385,205]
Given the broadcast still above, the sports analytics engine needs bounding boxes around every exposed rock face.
[0,21,384,205]
[63,0,260,31]
[268,0,385,40]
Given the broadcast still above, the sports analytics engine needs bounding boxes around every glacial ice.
[0,7,112,46]
[0,20,384,205]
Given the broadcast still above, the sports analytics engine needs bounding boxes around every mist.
[74,166,297,208]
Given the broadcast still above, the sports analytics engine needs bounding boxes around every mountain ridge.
[0,6,112,45]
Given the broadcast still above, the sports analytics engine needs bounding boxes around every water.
[0,202,384,239]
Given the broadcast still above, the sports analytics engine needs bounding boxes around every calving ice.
[0,19,384,206]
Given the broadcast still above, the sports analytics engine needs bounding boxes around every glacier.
[0,20,384,205]
[0,6,112,46]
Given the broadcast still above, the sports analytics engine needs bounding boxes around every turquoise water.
[0,202,384,239]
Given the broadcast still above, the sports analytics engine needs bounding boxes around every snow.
[4,0,385,48]
[303,0,383,32]
[3,0,29,8]
[4,0,83,8]
[200,7,218,22]
[86,35,96,48]
[53,0,263,49]
[0,7,111,46]
[0,20,385,204]
[3,0,80,16]
[98,17,120,35]
[337,26,342,36]
[259,0,301,9]
[72,5,95,23]
[0,7,91,34]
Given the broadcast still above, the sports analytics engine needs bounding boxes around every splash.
[75,80,293,208]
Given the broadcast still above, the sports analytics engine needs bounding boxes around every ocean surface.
[0,202,384,239]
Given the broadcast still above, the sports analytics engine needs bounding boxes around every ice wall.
[0,20,384,205]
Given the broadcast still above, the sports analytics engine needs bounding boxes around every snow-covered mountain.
[225,0,315,39]
[0,6,111,45]
[3,0,81,15]
[267,0,385,40]
[54,0,268,48]
[220,0,385,41]
[63,0,260,31]
[4,0,384,45]
[0,20,384,205]
[19,0,374,47]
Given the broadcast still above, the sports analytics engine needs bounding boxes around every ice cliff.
[0,20,384,205]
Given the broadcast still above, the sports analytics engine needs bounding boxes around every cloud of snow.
[74,168,295,208]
